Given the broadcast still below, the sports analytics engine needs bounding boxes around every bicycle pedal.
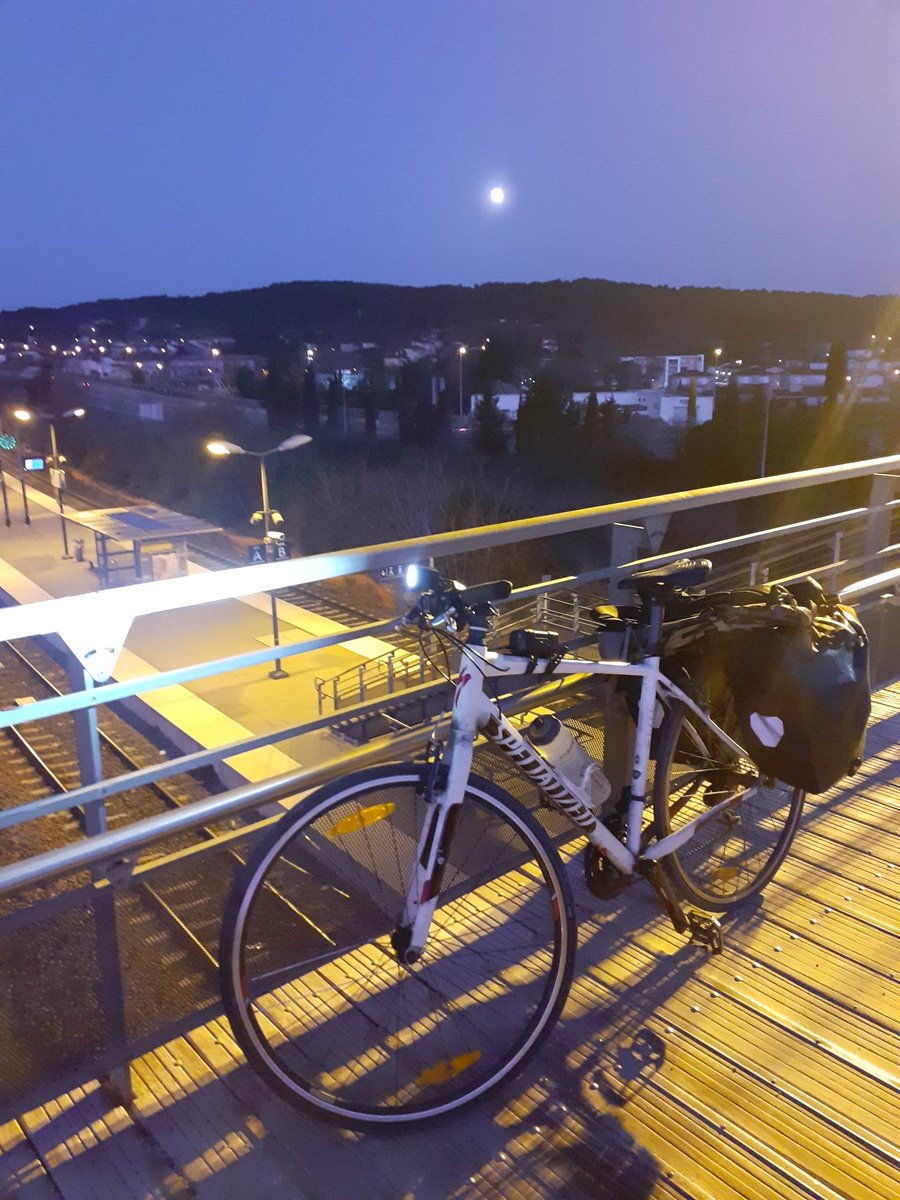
[685,910,723,955]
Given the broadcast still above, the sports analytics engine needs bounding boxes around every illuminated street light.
[458,346,467,417]
[206,433,312,678]
[13,406,85,551]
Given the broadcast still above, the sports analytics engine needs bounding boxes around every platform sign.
[22,456,45,472]
[248,543,267,565]
[270,539,291,560]
[378,564,408,580]
[49,467,66,490]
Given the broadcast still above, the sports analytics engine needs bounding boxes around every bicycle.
[219,558,805,1127]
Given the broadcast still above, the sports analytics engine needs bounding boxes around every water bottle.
[525,715,612,813]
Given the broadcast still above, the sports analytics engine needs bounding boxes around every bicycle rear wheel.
[653,702,804,910]
[220,762,576,1127]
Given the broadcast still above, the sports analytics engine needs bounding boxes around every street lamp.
[458,346,467,417]
[206,433,312,679]
[759,392,772,477]
[13,406,85,550]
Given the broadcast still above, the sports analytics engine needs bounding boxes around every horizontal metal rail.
[621,502,887,572]
[0,673,589,896]
[1,454,899,899]
[1,453,898,651]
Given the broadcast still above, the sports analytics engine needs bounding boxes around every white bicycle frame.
[400,639,753,957]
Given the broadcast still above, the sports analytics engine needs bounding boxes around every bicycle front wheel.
[653,702,804,910]
[220,763,576,1127]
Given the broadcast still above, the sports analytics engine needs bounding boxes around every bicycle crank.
[583,844,631,900]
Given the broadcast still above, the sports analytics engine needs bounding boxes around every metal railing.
[314,643,440,713]
[1,452,900,903]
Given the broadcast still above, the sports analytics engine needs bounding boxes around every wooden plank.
[0,1118,62,1200]
[17,1082,180,1200]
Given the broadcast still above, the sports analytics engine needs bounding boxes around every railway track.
[0,632,264,1102]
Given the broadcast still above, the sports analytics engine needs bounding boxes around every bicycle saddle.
[618,557,712,599]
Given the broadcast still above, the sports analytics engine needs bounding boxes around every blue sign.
[0,433,15,450]
[22,456,46,472]
[247,544,267,565]
[271,539,291,560]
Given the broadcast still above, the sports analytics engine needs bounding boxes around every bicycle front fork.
[392,735,469,965]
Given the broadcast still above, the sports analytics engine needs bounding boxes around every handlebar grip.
[460,580,513,607]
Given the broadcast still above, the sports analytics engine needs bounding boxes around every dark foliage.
[4,278,895,363]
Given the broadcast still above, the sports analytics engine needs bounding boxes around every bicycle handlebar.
[402,577,513,630]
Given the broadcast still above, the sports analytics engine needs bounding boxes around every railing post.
[865,474,899,573]
[572,593,581,634]
[831,531,843,593]
[536,575,550,624]
[609,523,645,597]
[358,665,365,703]
[67,653,133,1105]
[386,653,395,694]
[314,677,324,716]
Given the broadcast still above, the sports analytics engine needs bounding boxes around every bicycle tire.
[653,701,804,910]
[220,762,577,1127]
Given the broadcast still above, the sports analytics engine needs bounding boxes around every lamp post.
[14,406,85,554]
[458,346,467,417]
[207,433,311,679]
[0,426,11,527]
[759,391,772,477]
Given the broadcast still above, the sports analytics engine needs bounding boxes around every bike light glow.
[406,564,420,590]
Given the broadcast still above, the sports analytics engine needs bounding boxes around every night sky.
[2,1,897,311]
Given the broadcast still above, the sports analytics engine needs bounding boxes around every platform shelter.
[64,504,222,587]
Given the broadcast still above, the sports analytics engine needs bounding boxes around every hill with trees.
[1,278,895,362]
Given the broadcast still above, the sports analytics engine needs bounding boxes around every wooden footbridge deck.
[2,682,897,1200]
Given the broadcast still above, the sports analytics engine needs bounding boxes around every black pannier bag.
[661,580,870,794]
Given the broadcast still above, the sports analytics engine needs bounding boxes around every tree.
[514,374,566,457]
[582,391,600,442]
[355,379,378,436]
[302,362,319,432]
[396,360,436,444]
[686,378,697,427]
[598,395,616,438]
[326,373,341,429]
[470,336,515,396]
[261,340,303,438]
[823,339,847,411]
[234,366,259,399]
[474,391,506,456]
[715,374,740,426]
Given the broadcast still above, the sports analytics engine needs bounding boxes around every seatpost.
[645,593,666,656]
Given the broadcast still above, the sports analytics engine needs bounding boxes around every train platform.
[1,678,897,1200]
[0,470,396,784]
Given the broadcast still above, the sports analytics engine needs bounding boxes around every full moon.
[489,186,506,205]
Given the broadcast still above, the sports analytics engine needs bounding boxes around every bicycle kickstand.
[639,860,724,955]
